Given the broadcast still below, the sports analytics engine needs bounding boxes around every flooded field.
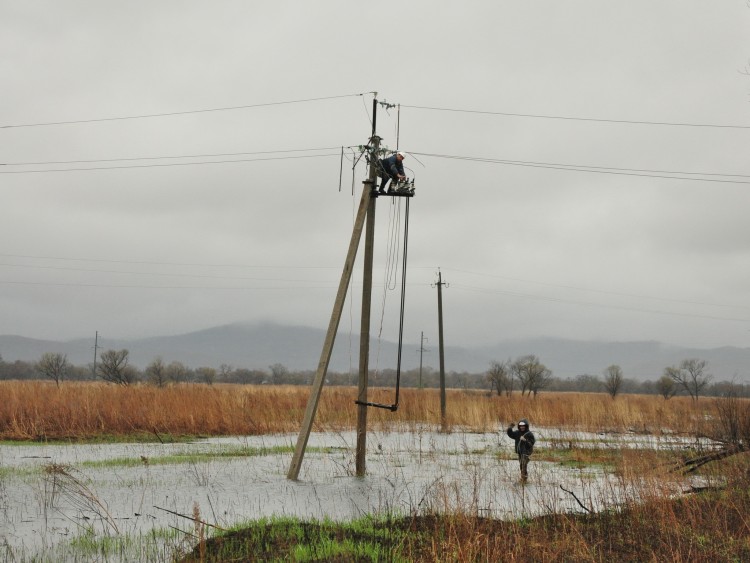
[0,427,712,561]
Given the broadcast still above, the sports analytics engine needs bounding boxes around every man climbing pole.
[506,419,535,481]
[377,151,406,194]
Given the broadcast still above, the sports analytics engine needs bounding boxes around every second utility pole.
[435,270,447,430]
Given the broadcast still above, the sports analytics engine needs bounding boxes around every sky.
[1,1,749,352]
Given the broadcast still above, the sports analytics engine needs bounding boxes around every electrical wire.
[2,146,343,167]
[451,283,750,323]
[0,253,341,269]
[1,93,372,129]
[5,252,746,317]
[402,104,750,130]
[0,262,340,284]
[444,267,750,313]
[0,152,340,174]
[0,279,340,291]
[409,151,750,185]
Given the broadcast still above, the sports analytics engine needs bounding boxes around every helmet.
[397,151,406,158]
[518,419,529,428]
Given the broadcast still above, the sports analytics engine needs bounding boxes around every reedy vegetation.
[0,380,723,441]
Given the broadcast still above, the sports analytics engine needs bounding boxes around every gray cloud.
[1,1,748,354]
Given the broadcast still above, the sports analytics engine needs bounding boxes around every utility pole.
[288,96,381,481]
[434,270,448,430]
[92,331,99,379]
[355,98,380,477]
[417,331,428,389]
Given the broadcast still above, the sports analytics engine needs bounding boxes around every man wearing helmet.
[506,419,535,481]
[377,151,406,194]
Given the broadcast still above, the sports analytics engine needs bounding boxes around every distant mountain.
[1,322,749,380]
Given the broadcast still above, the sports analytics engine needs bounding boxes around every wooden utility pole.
[355,146,378,476]
[92,331,99,379]
[418,331,428,390]
[355,97,380,476]
[435,271,448,429]
[288,98,380,481]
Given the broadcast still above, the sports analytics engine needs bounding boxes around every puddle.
[0,428,708,561]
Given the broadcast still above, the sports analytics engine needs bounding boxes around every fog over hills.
[1,323,749,381]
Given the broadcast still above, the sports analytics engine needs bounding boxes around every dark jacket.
[507,420,535,456]
[380,154,405,178]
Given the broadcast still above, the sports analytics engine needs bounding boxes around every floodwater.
[0,427,713,561]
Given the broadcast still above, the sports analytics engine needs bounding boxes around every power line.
[451,283,750,324]
[410,151,750,185]
[2,146,343,167]
[0,279,340,291]
[445,267,750,313]
[0,252,343,269]
[5,145,744,184]
[0,152,340,174]
[0,262,340,283]
[1,92,373,129]
[1,248,744,313]
[402,104,750,130]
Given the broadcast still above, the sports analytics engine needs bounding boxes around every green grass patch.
[0,465,43,479]
[78,445,335,469]
[178,482,750,562]
[0,433,203,446]
[179,514,416,562]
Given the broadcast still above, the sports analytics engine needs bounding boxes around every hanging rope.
[373,198,402,374]
[393,197,410,410]
[356,197,410,412]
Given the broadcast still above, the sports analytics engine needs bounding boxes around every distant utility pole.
[417,331,428,389]
[92,331,99,379]
[433,270,448,430]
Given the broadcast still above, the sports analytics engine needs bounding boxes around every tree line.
[0,351,747,399]
[483,355,730,401]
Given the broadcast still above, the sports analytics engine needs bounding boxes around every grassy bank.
[179,471,750,562]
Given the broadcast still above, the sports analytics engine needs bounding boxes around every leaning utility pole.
[287,175,373,481]
[434,271,448,429]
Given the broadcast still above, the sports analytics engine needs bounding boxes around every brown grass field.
[0,380,717,441]
[3,380,749,561]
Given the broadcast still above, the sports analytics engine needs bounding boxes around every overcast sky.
[1,1,749,352]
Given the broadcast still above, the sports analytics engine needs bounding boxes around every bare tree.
[196,367,217,385]
[218,364,233,383]
[665,358,711,402]
[485,360,512,396]
[36,352,68,387]
[97,349,136,386]
[269,363,289,385]
[656,374,677,400]
[512,355,552,397]
[166,361,188,384]
[145,357,168,387]
[603,364,624,399]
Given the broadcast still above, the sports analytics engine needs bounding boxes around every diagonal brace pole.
[287,174,376,480]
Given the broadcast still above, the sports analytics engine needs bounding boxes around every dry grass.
[0,380,716,441]
[182,455,750,562]
[405,453,750,562]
